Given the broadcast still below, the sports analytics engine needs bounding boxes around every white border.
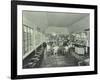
[17,5,94,75]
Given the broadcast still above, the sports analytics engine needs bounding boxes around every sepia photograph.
[22,11,90,69]
[11,1,97,79]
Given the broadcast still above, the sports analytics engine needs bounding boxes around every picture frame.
[11,0,98,79]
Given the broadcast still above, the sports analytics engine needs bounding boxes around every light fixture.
[52,33,56,36]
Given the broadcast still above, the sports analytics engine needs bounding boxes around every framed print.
[11,0,98,79]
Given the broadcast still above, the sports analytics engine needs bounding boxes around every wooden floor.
[40,50,79,68]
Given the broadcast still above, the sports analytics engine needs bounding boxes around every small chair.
[29,57,40,63]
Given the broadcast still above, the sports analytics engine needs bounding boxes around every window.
[23,25,33,55]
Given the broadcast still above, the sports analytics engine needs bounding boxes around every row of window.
[23,24,45,55]
[23,25,33,54]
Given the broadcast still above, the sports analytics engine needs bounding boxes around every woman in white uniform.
[53,45,59,56]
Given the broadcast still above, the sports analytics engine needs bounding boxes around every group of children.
[46,41,73,56]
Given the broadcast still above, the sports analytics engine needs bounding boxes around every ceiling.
[23,11,89,27]
[47,12,89,27]
[23,11,89,34]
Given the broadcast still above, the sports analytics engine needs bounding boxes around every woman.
[53,45,59,56]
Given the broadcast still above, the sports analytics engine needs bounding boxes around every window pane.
[23,25,33,55]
